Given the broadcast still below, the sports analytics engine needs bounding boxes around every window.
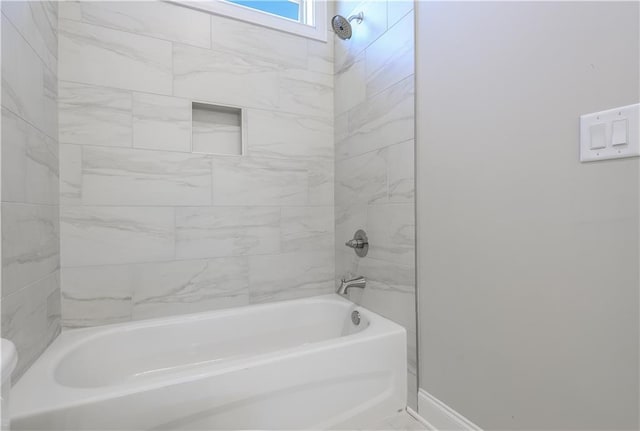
[226,1,302,22]
[170,0,327,42]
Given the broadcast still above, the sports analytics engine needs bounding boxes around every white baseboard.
[417,389,482,431]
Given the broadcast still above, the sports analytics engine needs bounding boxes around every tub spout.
[337,276,366,296]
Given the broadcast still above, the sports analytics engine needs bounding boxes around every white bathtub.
[11,294,406,430]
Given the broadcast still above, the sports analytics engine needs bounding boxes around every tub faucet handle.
[345,229,369,257]
[345,238,366,249]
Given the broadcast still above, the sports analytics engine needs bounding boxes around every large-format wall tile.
[46,284,62,343]
[335,53,366,115]
[2,1,57,73]
[334,0,388,73]
[176,207,281,259]
[335,205,367,258]
[55,1,337,328]
[42,63,58,140]
[60,206,174,266]
[366,203,415,266]
[338,75,414,159]
[308,38,333,75]
[210,14,307,68]
[58,1,81,21]
[407,329,417,376]
[334,0,415,407]
[59,144,82,205]
[278,69,334,120]
[249,250,335,303]
[247,109,332,160]
[1,15,47,136]
[58,19,172,94]
[81,146,212,206]
[366,11,414,97]
[61,265,133,328]
[334,249,360,288]
[281,206,334,253]
[1,271,60,379]
[132,257,250,320]
[2,203,59,298]
[59,81,132,148]
[308,160,334,206]
[387,140,415,203]
[387,0,414,27]
[1,0,60,380]
[132,93,191,152]
[335,149,387,207]
[173,43,279,110]
[334,0,364,20]
[335,112,349,145]
[2,108,59,205]
[212,157,308,206]
[356,257,415,332]
[78,1,211,49]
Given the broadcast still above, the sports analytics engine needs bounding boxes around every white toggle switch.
[611,119,628,146]
[589,123,606,149]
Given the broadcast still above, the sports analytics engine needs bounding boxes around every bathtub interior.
[55,298,369,389]
[12,295,406,430]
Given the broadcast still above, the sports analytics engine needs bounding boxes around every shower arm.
[348,12,364,24]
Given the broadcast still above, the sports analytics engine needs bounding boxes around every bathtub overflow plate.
[351,310,361,325]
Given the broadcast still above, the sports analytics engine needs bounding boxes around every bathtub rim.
[11,294,406,420]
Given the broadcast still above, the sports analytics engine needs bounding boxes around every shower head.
[331,12,363,40]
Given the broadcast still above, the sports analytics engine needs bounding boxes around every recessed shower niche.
[192,102,244,155]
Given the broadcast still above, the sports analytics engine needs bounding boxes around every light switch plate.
[580,103,639,162]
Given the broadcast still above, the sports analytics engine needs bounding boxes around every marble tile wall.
[332,0,417,409]
[57,1,335,328]
[1,1,60,379]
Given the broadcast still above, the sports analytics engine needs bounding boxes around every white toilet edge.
[1,339,17,386]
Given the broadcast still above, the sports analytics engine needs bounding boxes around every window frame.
[168,0,328,42]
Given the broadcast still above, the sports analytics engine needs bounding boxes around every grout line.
[57,15,210,51]
[60,248,336,273]
[61,137,334,164]
[0,201,59,208]
[59,203,335,209]
[58,78,334,123]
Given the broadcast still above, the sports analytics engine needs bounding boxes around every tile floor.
[360,410,429,430]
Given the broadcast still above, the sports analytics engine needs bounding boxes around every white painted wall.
[57,1,335,327]
[416,1,639,429]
